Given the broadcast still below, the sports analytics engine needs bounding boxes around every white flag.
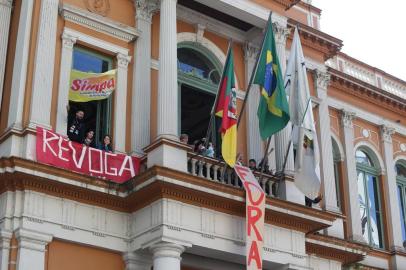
[285,28,320,199]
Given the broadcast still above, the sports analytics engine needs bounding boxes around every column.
[150,242,185,270]
[272,21,294,174]
[28,0,59,129]
[0,230,12,270]
[15,229,52,270]
[341,110,364,242]
[123,252,152,270]
[272,21,303,204]
[156,0,178,140]
[55,32,77,135]
[132,0,159,155]
[7,0,34,130]
[314,70,339,212]
[244,42,264,163]
[381,125,404,250]
[0,0,13,112]
[115,53,132,153]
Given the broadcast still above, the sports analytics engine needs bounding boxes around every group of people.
[180,134,215,158]
[67,108,113,152]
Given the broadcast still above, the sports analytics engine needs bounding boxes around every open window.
[68,47,113,147]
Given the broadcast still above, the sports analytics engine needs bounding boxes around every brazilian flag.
[254,20,290,140]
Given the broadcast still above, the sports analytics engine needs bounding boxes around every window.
[356,149,384,248]
[177,44,221,155]
[396,162,406,245]
[68,47,113,147]
[332,138,342,209]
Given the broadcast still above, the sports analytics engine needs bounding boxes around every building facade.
[0,0,406,269]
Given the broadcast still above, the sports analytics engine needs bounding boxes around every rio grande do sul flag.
[214,45,237,167]
[69,69,116,102]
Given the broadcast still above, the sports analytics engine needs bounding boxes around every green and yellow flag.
[254,19,290,140]
[215,46,237,167]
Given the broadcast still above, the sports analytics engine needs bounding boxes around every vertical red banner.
[234,165,266,270]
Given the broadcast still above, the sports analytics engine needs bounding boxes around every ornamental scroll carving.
[84,0,110,17]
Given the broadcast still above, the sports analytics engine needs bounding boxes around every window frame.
[356,150,385,249]
[396,162,406,243]
[70,46,114,147]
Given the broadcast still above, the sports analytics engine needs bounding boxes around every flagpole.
[258,135,272,183]
[236,11,273,128]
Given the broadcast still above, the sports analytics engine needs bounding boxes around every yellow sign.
[69,69,116,102]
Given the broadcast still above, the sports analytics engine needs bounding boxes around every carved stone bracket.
[117,53,132,68]
[341,110,356,128]
[314,69,331,90]
[61,32,77,49]
[381,125,395,144]
[135,0,160,22]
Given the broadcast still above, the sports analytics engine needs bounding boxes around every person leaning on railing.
[98,134,113,153]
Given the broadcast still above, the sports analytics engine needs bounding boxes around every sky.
[311,0,406,82]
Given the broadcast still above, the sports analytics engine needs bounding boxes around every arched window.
[332,138,342,209]
[356,149,384,248]
[177,43,222,154]
[396,161,406,245]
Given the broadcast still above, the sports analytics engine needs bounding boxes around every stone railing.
[326,56,406,100]
[187,152,279,197]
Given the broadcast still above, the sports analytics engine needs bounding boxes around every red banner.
[36,127,140,183]
[234,165,266,270]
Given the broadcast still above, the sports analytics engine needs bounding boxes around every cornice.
[0,157,336,234]
[287,18,343,61]
[329,67,406,116]
[59,3,140,42]
[306,233,369,265]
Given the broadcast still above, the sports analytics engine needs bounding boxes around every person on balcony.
[204,142,215,158]
[248,159,257,171]
[82,130,95,148]
[180,134,189,144]
[67,108,86,143]
[98,134,113,152]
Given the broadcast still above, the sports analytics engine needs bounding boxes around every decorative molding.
[381,125,395,144]
[61,32,77,49]
[0,0,12,8]
[195,23,206,43]
[117,53,132,68]
[314,69,331,91]
[150,242,185,260]
[59,4,140,42]
[63,28,129,55]
[272,22,291,45]
[84,0,110,16]
[15,228,52,252]
[135,0,160,22]
[244,42,260,61]
[340,110,356,129]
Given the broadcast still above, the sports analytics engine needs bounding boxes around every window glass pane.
[73,49,109,73]
[367,175,383,248]
[177,48,220,83]
[356,150,372,166]
[333,161,341,208]
[398,185,406,241]
[396,164,406,178]
[357,170,369,242]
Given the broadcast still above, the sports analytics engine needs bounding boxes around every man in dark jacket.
[67,109,86,143]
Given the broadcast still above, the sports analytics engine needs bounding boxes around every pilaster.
[150,242,185,270]
[132,0,159,155]
[15,229,52,270]
[156,0,178,140]
[56,32,77,135]
[0,230,12,270]
[115,53,132,153]
[341,110,364,243]
[0,0,13,112]
[380,125,404,250]
[8,0,34,130]
[244,42,264,163]
[272,21,294,174]
[29,0,59,129]
[314,71,339,212]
